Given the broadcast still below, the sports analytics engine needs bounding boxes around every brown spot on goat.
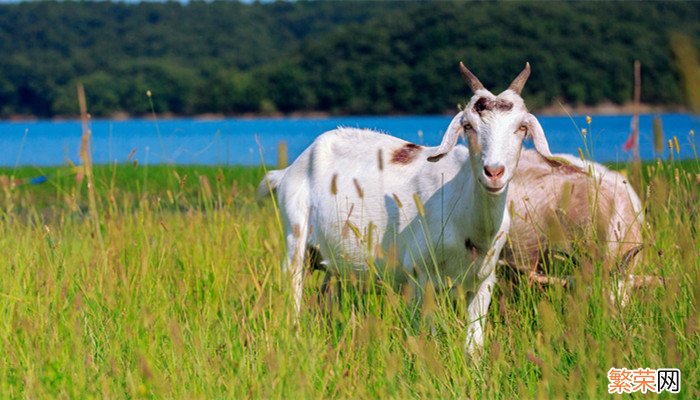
[496,99,514,111]
[391,143,422,164]
[465,238,479,263]
[473,97,513,114]
[473,97,491,113]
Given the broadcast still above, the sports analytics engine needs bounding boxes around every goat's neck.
[452,166,509,246]
[473,185,508,240]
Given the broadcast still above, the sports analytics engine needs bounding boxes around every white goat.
[258,63,556,354]
[505,150,645,302]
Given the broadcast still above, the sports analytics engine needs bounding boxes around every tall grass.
[0,151,697,397]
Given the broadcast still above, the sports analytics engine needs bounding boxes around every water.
[0,114,697,167]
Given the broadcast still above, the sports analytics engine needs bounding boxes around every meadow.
[0,153,698,398]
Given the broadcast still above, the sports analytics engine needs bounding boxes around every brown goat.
[505,150,644,302]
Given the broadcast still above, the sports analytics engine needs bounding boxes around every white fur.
[259,68,550,356]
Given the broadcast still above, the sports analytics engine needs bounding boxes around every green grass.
[0,158,697,398]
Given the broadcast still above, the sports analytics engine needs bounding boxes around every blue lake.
[0,114,697,167]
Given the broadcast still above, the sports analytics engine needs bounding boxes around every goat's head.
[429,62,553,196]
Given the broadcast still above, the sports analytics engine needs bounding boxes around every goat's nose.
[483,165,505,180]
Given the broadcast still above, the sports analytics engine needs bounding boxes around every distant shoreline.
[2,102,692,123]
[535,101,689,116]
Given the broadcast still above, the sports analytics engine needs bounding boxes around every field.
[0,155,698,398]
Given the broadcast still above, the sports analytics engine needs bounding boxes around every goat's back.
[273,127,470,273]
[506,150,643,272]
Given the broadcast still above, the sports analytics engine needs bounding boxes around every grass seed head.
[421,282,436,318]
[199,175,213,200]
[392,193,403,208]
[673,135,680,154]
[330,174,338,195]
[353,178,364,199]
[653,116,664,153]
[277,140,288,169]
[413,193,425,217]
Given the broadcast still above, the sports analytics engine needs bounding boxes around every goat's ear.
[524,113,553,158]
[525,113,583,170]
[428,111,464,162]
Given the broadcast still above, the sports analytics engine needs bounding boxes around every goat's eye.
[518,125,527,133]
[463,123,472,130]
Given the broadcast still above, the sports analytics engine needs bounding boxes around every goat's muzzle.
[481,164,507,194]
[484,165,505,180]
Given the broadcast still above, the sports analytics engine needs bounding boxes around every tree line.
[0,1,698,118]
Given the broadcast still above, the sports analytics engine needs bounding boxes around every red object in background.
[623,130,637,151]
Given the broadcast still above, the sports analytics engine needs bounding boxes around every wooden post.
[631,60,641,163]
[629,60,643,195]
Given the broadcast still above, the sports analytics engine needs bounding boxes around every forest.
[0,1,698,118]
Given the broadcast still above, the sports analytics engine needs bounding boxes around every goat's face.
[429,62,554,196]
[461,89,528,194]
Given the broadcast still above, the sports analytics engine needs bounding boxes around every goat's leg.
[319,271,336,315]
[283,216,310,316]
[464,271,496,358]
[278,185,312,317]
[283,234,305,316]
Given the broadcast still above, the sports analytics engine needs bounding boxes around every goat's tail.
[256,169,285,201]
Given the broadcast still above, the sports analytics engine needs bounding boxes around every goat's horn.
[508,62,531,94]
[459,62,485,93]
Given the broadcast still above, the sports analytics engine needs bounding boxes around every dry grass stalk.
[77,83,103,248]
